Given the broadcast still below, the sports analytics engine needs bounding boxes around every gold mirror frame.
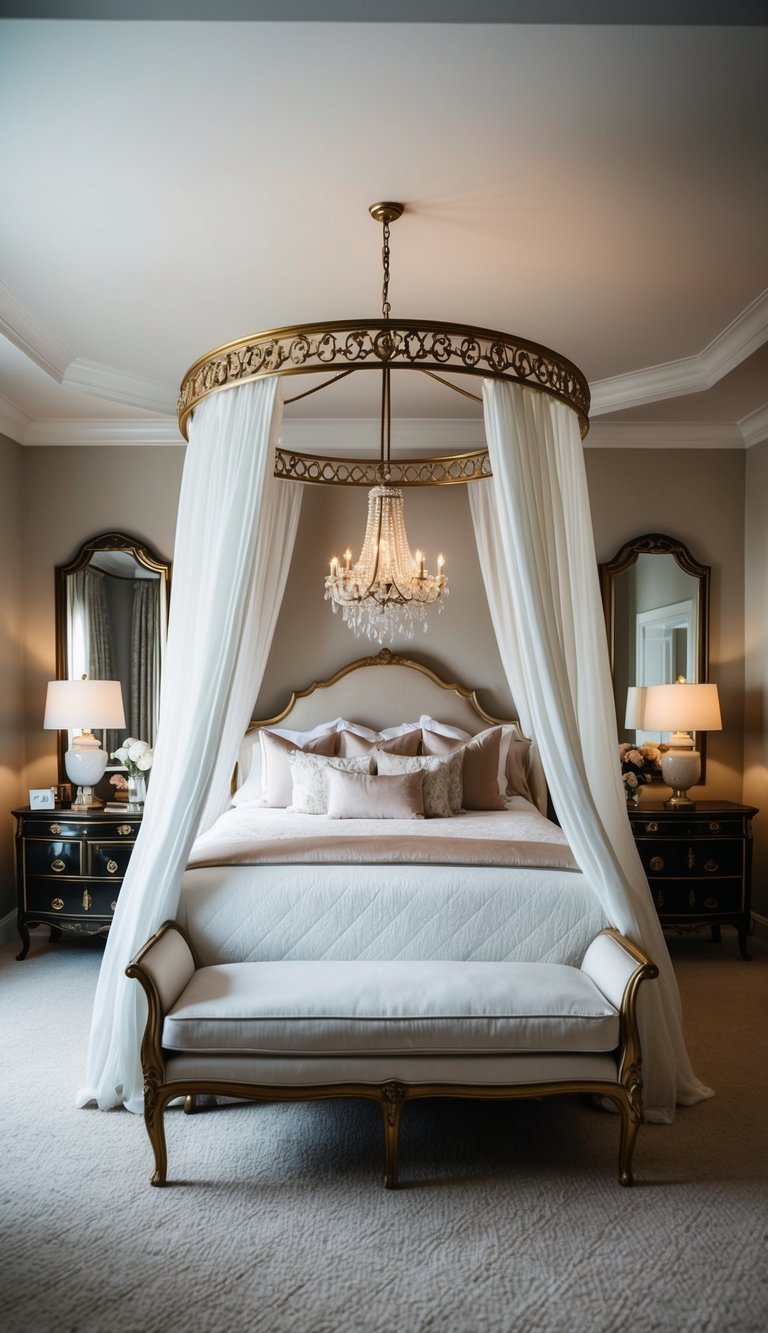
[54,532,171,784]
[600,533,711,778]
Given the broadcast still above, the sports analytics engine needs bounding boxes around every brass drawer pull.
[708,821,721,832]
[704,859,719,873]
[49,823,62,835]
[51,859,66,874]
[688,889,696,906]
[687,848,696,870]
[656,891,664,909]
[51,897,64,911]
[705,896,718,909]
[82,889,92,911]
[649,856,665,872]
[110,900,117,912]
[116,824,133,836]
[645,822,659,833]
[106,859,119,875]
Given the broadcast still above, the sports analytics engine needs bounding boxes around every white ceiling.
[1,10,767,451]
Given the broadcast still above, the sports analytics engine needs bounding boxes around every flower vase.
[625,788,640,808]
[126,774,146,812]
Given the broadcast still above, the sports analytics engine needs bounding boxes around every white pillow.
[418,714,472,742]
[232,719,345,807]
[375,750,463,818]
[288,751,375,815]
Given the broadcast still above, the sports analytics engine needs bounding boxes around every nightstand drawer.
[87,841,134,878]
[24,838,83,878]
[649,881,744,916]
[24,880,120,919]
[636,839,743,878]
[633,815,745,838]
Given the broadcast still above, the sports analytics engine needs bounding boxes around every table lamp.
[641,680,722,809]
[624,686,649,732]
[44,677,126,810]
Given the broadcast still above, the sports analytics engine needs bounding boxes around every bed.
[178,650,607,968]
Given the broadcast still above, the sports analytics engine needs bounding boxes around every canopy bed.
[77,203,711,1129]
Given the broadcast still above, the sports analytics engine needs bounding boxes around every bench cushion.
[162,959,619,1057]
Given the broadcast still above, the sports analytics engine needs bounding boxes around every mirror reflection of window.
[55,534,169,784]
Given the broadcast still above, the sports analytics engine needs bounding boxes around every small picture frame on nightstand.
[29,788,56,810]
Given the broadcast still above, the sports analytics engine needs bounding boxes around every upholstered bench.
[126,924,658,1189]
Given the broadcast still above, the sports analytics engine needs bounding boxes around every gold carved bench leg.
[612,1076,644,1187]
[380,1081,407,1190]
[144,1071,170,1187]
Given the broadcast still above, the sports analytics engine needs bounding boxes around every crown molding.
[17,413,761,451]
[0,391,31,444]
[590,287,768,416]
[22,417,183,447]
[0,282,70,382]
[739,401,768,449]
[586,420,745,449]
[62,358,178,415]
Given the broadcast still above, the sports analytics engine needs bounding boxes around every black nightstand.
[13,806,142,960]
[628,801,758,960]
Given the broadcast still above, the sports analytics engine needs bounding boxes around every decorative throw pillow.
[326,769,425,820]
[421,726,505,810]
[375,750,463,817]
[420,718,534,804]
[259,728,338,807]
[505,735,533,804]
[337,728,421,759]
[232,720,344,807]
[287,751,375,815]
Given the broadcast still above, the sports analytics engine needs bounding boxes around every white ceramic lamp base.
[660,747,701,809]
[64,735,108,809]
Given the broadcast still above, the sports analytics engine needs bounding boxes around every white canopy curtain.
[78,376,302,1113]
[471,379,712,1123]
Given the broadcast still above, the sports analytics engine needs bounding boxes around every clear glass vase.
[126,773,147,812]
[625,787,640,808]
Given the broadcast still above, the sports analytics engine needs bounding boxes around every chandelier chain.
[381,218,392,320]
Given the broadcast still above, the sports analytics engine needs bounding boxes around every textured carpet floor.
[1,930,766,1333]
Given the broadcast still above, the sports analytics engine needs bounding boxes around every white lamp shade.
[640,682,722,734]
[625,686,648,729]
[44,679,126,731]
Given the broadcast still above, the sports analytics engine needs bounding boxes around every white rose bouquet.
[112,737,154,777]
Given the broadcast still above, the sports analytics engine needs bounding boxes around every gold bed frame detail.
[247,647,520,735]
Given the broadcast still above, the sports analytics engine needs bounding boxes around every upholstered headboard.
[253,648,519,733]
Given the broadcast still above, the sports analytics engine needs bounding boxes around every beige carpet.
[1,929,766,1333]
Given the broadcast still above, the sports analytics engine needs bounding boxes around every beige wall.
[744,439,768,919]
[5,434,764,934]
[0,433,25,916]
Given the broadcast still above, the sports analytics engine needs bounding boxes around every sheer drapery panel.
[473,379,711,1121]
[78,376,302,1113]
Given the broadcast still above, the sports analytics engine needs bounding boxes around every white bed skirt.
[178,864,607,968]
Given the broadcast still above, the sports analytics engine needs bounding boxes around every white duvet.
[179,797,607,968]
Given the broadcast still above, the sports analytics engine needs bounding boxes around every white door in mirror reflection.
[635,598,694,743]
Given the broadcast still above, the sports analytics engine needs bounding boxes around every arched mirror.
[54,532,171,783]
[600,533,710,773]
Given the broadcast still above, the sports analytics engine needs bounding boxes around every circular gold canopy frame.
[177,207,590,486]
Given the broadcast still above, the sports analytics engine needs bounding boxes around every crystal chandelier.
[324,204,448,644]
